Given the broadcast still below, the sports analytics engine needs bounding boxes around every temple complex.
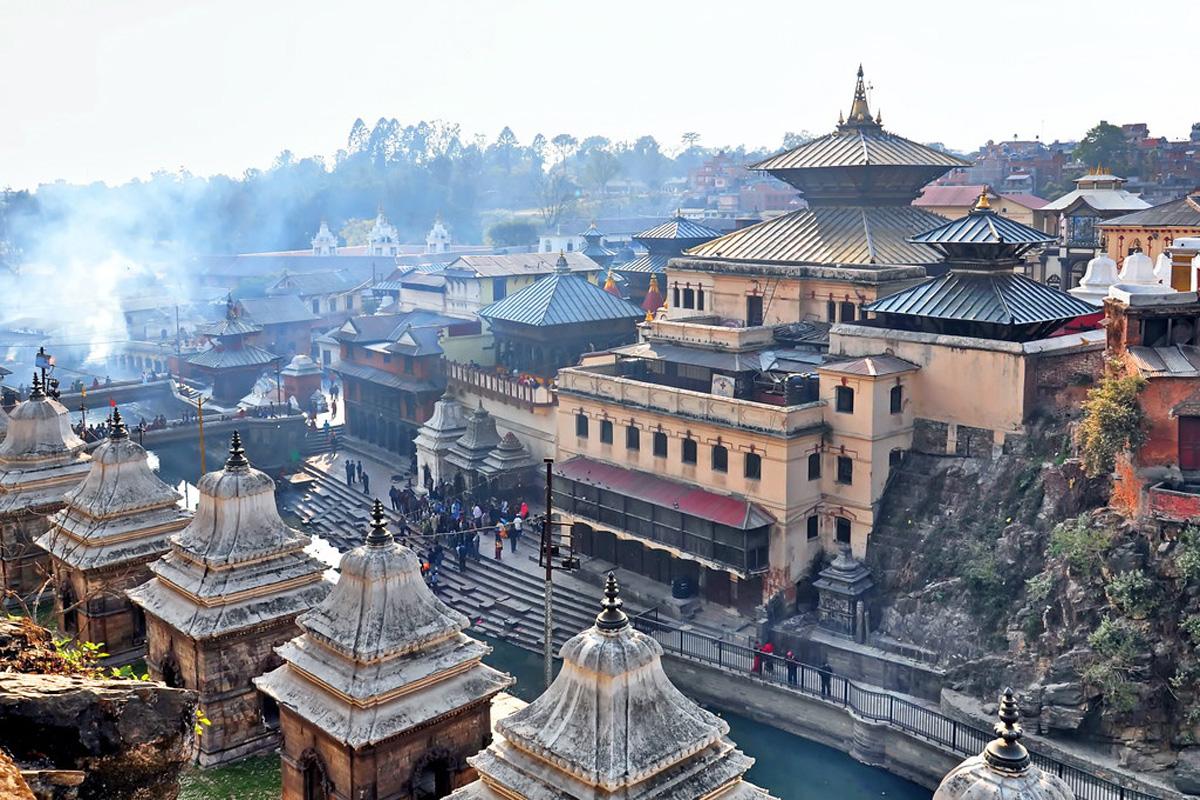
[413,393,469,490]
[446,574,775,799]
[36,408,189,664]
[579,221,616,270]
[256,500,513,800]
[188,296,281,407]
[128,432,330,765]
[443,404,503,492]
[0,375,91,604]
[933,689,1071,800]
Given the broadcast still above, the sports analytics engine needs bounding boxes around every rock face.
[1176,748,1200,795]
[0,618,196,800]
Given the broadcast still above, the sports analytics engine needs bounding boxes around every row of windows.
[807,514,852,544]
[803,450,854,484]
[672,285,706,311]
[833,385,904,415]
[827,300,858,323]
[577,415,762,479]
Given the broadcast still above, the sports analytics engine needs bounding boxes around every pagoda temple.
[413,393,469,490]
[934,689,1071,800]
[443,404,502,492]
[37,408,189,664]
[863,192,1096,341]
[613,214,720,306]
[128,432,330,765]
[477,252,643,376]
[255,501,513,800]
[446,574,775,800]
[188,296,280,406]
[0,374,91,603]
[579,222,617,269]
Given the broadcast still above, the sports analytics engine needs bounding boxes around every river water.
[147,440,931,799]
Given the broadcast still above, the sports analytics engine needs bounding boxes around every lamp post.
[536,458,580,690]
[181,386,207,478]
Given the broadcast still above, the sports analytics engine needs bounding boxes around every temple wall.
[52,558,159,663]
[0,515,55,604]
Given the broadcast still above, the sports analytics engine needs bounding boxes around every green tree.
[1077,366,1147,477]
[1074,121,1131,173]
[485,219,539,247]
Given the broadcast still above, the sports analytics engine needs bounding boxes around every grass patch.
[179,754,280,800]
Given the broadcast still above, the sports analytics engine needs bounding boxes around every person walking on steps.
[493,529,504,560]
[456,540,468,571]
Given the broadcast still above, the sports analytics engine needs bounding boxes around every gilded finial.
[645,310,654,322]
[595,571,629,631]
[109,406,129,440]
[845,63,873,126]
[225,431,249,470]
[975,189,992,211]
[365,498,392,547]
[983,688,1031,774]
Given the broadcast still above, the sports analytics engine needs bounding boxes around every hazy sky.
[2,0,1196,191]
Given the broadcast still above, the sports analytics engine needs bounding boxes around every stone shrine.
[446,574,775,799]
[812,543,874,642]
[414,393,468,490]
[256,500,512,800]
[128,432,330,765]
[0,375,91,605]
[37,408,190,664]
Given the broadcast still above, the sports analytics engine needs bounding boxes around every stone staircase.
[299,425,344,458]
[285,463,636,651]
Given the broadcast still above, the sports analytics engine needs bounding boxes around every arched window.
[682,437,697,464]
[653,431,668,458]
[890,385,903,414]
[626,425,640,451]
[682,287,695,308]
[696,288,705,310]
[711,444,728,472]
[575,413,589,438]
[301,751,330,800]
[744,452,762,480]
[672,286,681,307]
[600,419,613,444]
[835,386,854,414]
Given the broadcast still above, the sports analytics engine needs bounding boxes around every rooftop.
[478,272,643,328]
[443,252,600,278]
[1097,193,1200,228]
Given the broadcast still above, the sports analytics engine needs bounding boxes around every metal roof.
[612,340,821,373]
[444,252,599,278]
[187,344,278,369]
[197,316,262,337]
[634,216,723,242]
[384,326,443,357]
[556,456,775,530]
[239,296,320,326]
[863,271,1096,325]
[913,185,1048,210]
[909,208,1053,247]
[683,205,948,267]
[1097,194,1200,228]
[819,355,919,377]
[612,254,669,274]
[1041,188,1150,214]
[334,310,464,344]
[751,130,968,173]
[478,274,643,327]
[1127,345,1200,377]
[267,269,365,297]
[331,361,442,393]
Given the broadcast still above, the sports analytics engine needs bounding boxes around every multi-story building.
[913,184,1048,229]
[266,269,370,321]
[1097,191,1200,272]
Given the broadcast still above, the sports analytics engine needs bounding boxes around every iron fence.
[631,615,1160,800]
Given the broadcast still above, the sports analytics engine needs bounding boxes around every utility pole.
[196,394,206,478]
[537,458,580,690]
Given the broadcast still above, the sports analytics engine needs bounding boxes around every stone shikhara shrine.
[447,573,776,799]
[0,374,91,604]
[38,407,190,664]
[128,431,330,765]
[257,498,512,799]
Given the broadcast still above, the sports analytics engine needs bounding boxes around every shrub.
[1049,517,1113,575]
[1077,366,1147,477]
[1025,571,1054,603]
[1088,615,1145,659]
[1085,616,1146,715]
[1182,614,1200,647]
[1178,527,1200,585]
[1106,570,1159,618]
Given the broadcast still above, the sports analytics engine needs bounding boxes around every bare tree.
[533,170,576,228]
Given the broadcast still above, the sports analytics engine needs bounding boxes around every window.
[493,276,507,302]
[807,452,821,480]
[836,517,851,544]
[404,356,414,374]
[653,431,668,457]
[576,413,589,438]
[683,287,695,308]
[672,286,681,307]
[835,386,855,414]
[626,425,640,451]
[682,437,697,464]
[827,300,837,322]
[836,455,853,485]
[839,301,856,322]
[746,295,764,326]
[744,452,762,479]
[697,288,705,310]
[600,419,613,444]
[382,353,392,364]
[807,515,819,540]
[311,299,320,314]
[712,444,728,472]
[329,297,338,313]
[890,385,903,414]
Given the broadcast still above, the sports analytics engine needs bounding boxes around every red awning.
[556,456,774,530]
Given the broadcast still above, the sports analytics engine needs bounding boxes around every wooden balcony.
[445,361,556,409]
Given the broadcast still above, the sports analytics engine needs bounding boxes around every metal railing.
[631,615,1159,800]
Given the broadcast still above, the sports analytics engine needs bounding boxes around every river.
[146,439,931,799]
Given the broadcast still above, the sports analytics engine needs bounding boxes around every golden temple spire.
[845,64,874,126]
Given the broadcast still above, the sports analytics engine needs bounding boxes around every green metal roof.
[478,274,643,327]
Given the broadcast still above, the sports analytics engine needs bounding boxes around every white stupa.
[1109,251,1177,303]
[367,208,400,257]
[311,220,339,256]
[1154,252,1174,286]
[426,214,452,254]
[1068,254,1119,307]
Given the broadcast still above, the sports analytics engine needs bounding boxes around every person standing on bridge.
[751,641,762,675]
[818,661,833,698]
[761,641,775,676]
[785,651,798,686]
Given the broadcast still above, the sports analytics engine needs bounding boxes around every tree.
[1077,365,1148,477]
[550,134,578,168]
[782,130,814,149]
[584,149,621,194]
[681,132,701,150]
[489,126,520,175]
[1074,121,1131,173]
[486,219,539,247]
[533,169,576,228]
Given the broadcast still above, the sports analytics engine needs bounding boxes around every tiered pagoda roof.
[445,405,501,475]
[863,194,1095,341]
[683,66,968,270]
[580,222,617,268]
[37,408,188,572]
[477,432,535,479]
[413,393,469,461]
[0,375,91,515]
[447,575,774,799]
[616,214,722,275]
[189,296,277,370]
[127,432,329,639]
[255,501,512,748]
[478,253,642,328]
